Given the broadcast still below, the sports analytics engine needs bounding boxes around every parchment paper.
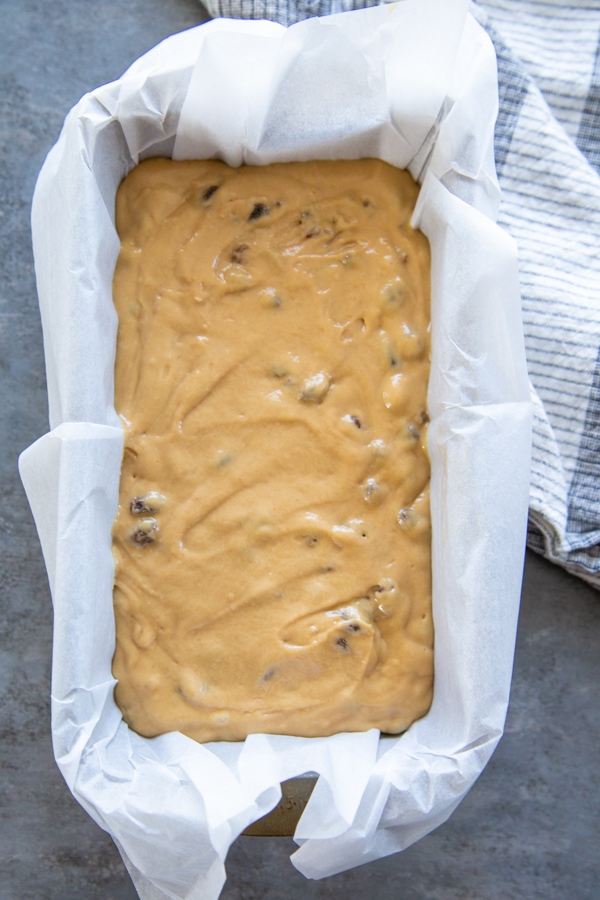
[20,0,532,897]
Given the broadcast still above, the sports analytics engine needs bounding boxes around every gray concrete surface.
[1,1,598,897]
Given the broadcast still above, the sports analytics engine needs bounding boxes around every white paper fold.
[21,1,532,897]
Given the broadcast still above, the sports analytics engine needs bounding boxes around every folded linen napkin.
[201,0,600,589]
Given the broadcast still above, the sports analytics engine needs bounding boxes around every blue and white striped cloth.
[480,1,600,589]
[202,0,600,588]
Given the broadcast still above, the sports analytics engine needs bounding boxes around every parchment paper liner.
[21,1,532,896]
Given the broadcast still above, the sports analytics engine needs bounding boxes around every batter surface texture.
[111,157,432,742]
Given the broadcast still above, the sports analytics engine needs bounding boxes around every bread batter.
[111,157,432,742]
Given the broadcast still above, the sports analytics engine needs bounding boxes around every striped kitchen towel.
[479,0,600,589]
[201,0,600,588]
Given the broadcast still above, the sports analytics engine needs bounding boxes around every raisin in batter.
[111,158,432,742]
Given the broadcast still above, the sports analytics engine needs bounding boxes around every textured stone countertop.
[1,1,598,897]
